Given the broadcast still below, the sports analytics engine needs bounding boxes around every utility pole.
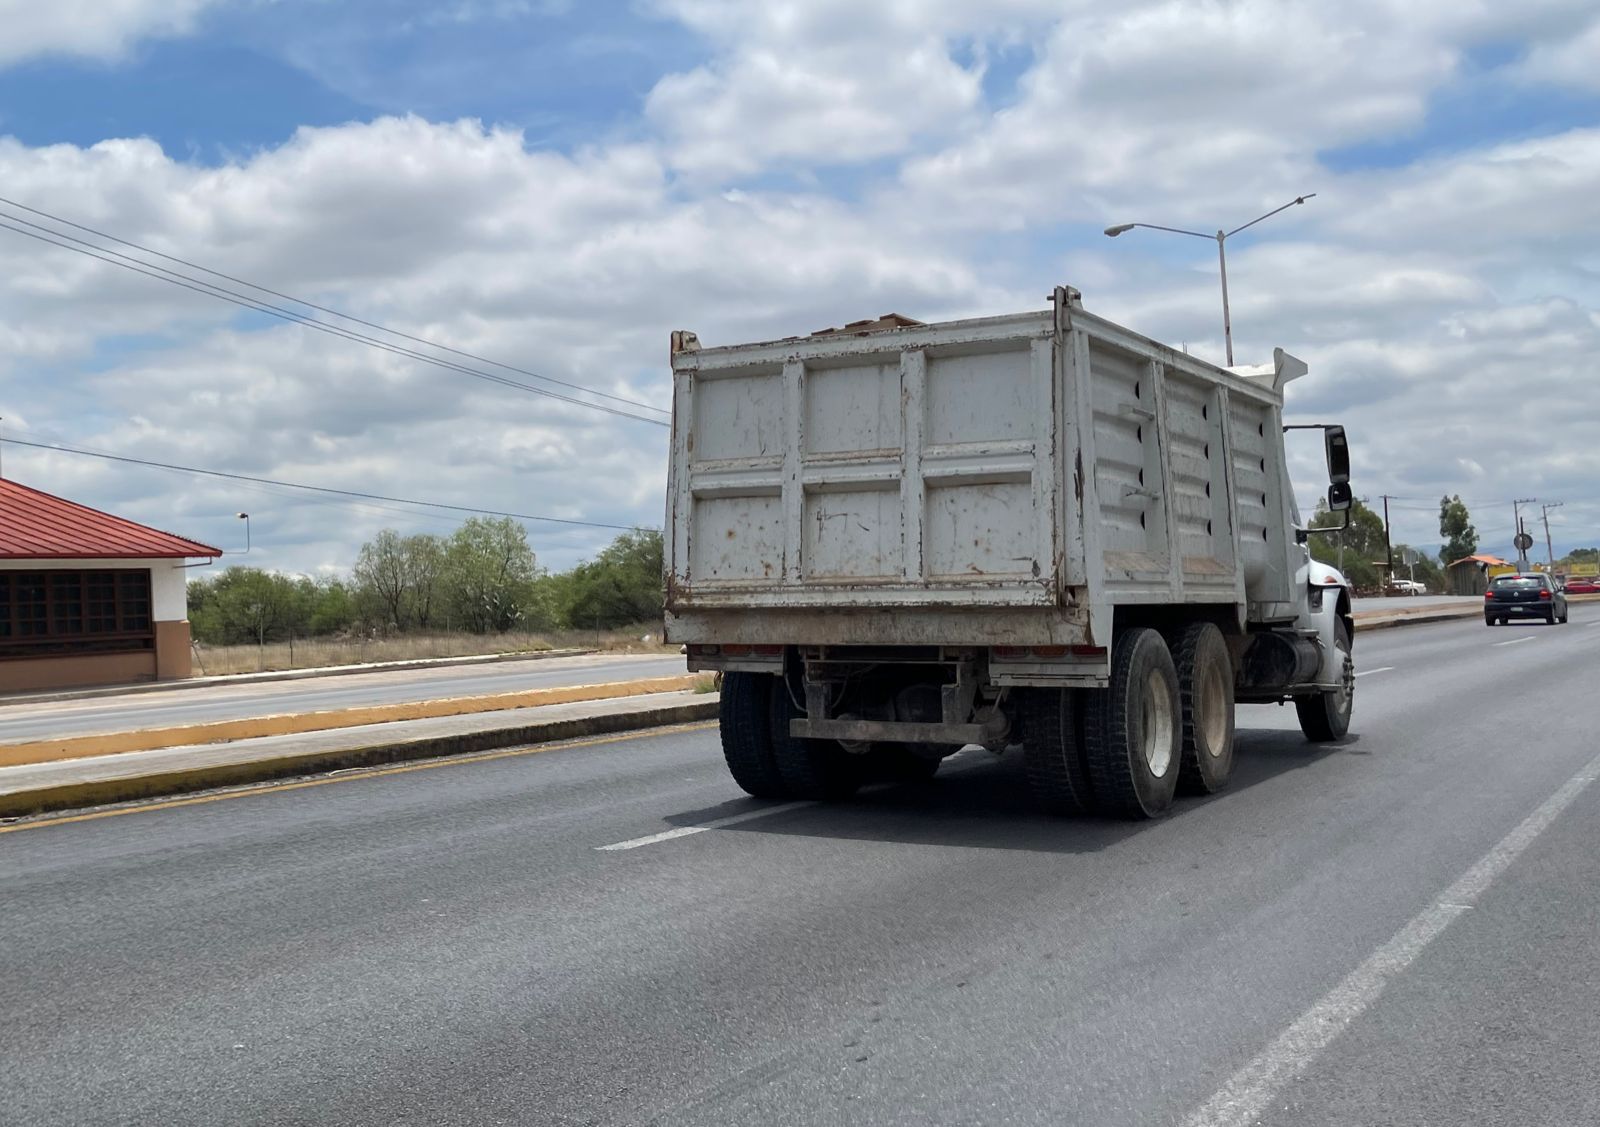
[1541,502,1563,568]
[1512,498,1538,571]
[1380,495,1395,594]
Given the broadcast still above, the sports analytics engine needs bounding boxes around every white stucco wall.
[0,558,192,622]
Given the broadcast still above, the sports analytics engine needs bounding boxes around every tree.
[354,529,409,629]
[407,534,446,629]
[307,578,356,636]
[1390,544,1445,592]
[1439,494,1478,565]
[1561,547,1598,565]
[352,530,446,631]
[1308,499,1388,591]
[189,567,310,645]
[561,530,665,630]
[443,517,540,633]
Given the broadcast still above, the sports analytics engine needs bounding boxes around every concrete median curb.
[0,647,601,708]
[0,697,721,820]
[0,675,708,768]
[1353,607,1481,631]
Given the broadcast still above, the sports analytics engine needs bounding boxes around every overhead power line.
[0,202,670,426]
[2,437,655,533]
[0,217,666,427]
[0,194,668,417]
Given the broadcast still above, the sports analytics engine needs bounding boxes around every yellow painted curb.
[0,704,720,822]
[0,675,705,768]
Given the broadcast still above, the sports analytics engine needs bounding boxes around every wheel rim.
[1142,669,1175,777]
[1331,636,1354,717]
[1198,660,1229,757]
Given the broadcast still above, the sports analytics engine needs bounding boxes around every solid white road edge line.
[1492,636,1537,647]
[1180,746,1600,1127]
[598,801,812,851]
[1353,667,1394,677]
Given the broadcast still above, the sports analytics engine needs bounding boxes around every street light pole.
[1215,231,1233,364]
[1105,193,1316,366]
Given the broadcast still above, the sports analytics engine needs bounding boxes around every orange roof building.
[1,479,221,693]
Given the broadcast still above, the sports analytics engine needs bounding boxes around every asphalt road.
[0,652,687,742]
[4,610,1599,1125]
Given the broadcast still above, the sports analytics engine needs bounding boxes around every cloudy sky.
[1,0,1598,575]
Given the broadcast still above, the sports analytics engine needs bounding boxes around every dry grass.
[190,624,677,677]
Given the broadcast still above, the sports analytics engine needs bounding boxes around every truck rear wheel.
[1021,688,1096,814]
[1170,623,1235,795]
[718,672,790,799]
[1081,628,1181,819]
[769,677,861,801]
[1295,619,1353,742]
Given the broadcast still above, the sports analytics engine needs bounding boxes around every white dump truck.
[664,287,1355,819]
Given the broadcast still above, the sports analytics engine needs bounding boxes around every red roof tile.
[0,478,222,560]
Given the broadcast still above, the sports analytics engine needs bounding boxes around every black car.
[1485,573,1568,625]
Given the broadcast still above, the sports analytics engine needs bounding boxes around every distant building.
[1444,552,1510,597]
[0,479,221,693]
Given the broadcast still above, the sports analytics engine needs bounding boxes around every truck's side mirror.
[1328,482,1353,512]
[1325,426,1350,485]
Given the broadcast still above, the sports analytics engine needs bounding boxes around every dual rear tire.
[723,672,924,801]
[1023,624,1234,820]
[726,623,1242,820]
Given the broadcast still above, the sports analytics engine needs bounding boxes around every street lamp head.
[1103,223,1135,237]
[236,512,249,520]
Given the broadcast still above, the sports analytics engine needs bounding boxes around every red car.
[1565,577,1600,595]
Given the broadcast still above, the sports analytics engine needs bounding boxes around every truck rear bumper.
[665,606,1096,648]
[791,715,1008,745]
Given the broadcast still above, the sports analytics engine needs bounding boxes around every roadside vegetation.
[1307,495,1594,595]
[1306,498,1447,594]
[188,520,672,672]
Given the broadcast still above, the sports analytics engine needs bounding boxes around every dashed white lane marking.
[597,801,812,851]
[1492,636,1537,647]
[1354,667,1394,677]
[1181,747,1600,1127]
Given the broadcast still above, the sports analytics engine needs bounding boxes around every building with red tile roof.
[1,479,222,693]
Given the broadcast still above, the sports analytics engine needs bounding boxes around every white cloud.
[643,0,1060,176]
[1511,9,1600,92]
[6,1,1600,574]
[0,0,221,67]
[0,116,996,572]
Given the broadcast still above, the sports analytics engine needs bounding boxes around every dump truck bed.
[664,288,1298,647]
